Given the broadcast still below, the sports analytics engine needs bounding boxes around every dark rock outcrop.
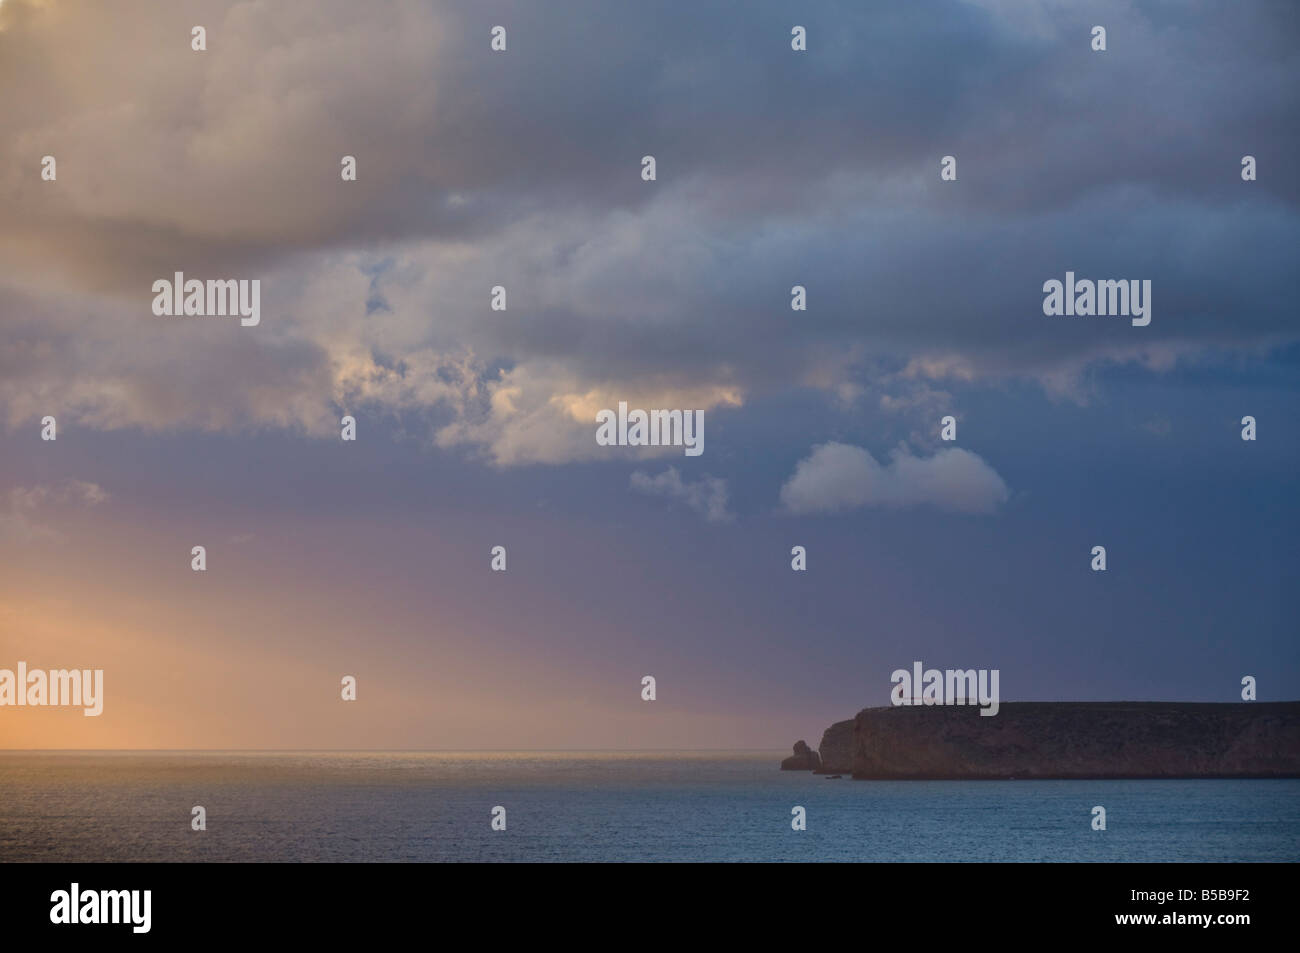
[780,739,822,771]
[815,719,854,774]
[848,701,1300,779]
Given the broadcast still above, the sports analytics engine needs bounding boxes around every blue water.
[1,751,1297,862]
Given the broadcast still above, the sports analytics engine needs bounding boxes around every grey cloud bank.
[0,0,1296,467]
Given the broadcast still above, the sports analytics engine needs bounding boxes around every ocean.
[2,751,1297,862]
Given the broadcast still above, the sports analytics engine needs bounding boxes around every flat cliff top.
[856,701,1300,715]
[847,701,1300,779]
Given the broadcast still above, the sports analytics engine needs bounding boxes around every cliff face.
[847,702,1300,780]
[816,719,855,773]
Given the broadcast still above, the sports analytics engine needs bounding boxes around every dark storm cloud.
[0,0,1295,458]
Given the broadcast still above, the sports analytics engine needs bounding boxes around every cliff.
[852,702,1300,779]
[786,702,1300,779]
[815,719,855,773]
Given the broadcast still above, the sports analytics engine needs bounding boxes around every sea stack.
[780,740,821,771]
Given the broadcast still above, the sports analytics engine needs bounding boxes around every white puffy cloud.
[779,442,1008,515]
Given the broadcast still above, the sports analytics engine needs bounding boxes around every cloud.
[0,479,108,541]
[630,467,733,523]
[0,0,1296,463]
[879,387,952,416]
[779,442,1009,515]
[435,360,743,466]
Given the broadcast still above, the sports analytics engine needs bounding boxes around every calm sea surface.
[2,751,1297,862]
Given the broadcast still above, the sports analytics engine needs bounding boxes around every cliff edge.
[815,719,855,773]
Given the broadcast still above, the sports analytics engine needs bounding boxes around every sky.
[1,0,1297,749]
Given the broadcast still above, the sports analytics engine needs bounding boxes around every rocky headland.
[784,702,1300,779]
